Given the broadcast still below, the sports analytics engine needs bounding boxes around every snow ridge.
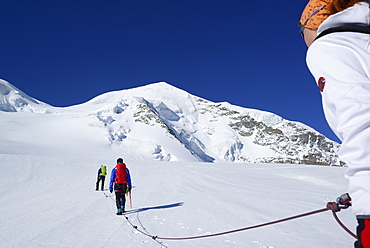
[0,79,51,113]
[0,80,341,165]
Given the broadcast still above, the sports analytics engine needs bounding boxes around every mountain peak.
[0,79,50,113]
[147,81,172,87]
[130,82,190,97]
[0,79,342,165]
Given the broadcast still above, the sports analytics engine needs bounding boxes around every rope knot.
[326,202,341,212]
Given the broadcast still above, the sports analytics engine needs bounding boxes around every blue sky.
[0,0,340,143]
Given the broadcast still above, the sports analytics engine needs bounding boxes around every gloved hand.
[110,190,113,193]
[327,193,352,212]
[126,187,131,193]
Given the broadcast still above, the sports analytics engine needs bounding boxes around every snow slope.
[0,157,355,248]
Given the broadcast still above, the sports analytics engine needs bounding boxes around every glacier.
[0,79,341,165]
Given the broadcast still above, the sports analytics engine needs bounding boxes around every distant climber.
[109,158,132,215]
[96,165,107,191]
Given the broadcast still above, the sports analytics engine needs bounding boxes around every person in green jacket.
[96,165,107,191]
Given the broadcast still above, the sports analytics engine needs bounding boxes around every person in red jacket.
[109,158,132,215]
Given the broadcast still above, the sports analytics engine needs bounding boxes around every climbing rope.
[327,202,357,239]
[104,193,357,241]
[129,208,330,240]
[124,204,356,240]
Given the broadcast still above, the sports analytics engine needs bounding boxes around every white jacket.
[306,1,370,218]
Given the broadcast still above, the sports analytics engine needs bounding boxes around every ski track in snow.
[1,155,356,248]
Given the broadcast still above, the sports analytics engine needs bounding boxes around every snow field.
[0,154,356,247]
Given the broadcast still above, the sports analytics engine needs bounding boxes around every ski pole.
[129,191,133,208]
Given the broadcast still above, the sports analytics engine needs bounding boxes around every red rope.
[113,193,356,242]
[332,211,357,239]
[151,208,330,240]
[327,202,357,239]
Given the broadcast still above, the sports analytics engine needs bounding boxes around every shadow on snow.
[125,202,184,214]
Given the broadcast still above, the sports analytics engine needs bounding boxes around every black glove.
[110,190,113,193]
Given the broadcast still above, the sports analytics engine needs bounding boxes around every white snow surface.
[0,157,356,247]
[0,80,356,247]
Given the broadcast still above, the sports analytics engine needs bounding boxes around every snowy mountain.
[0,79,356,248]
[0,79,51,113]
[0,79,341,165]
